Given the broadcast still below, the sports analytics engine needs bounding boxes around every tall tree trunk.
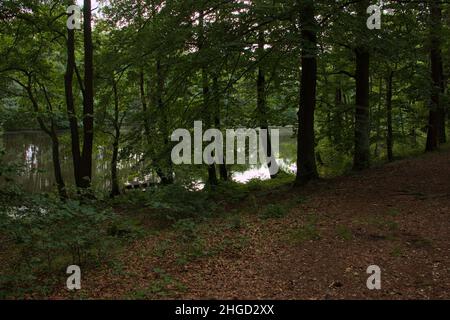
[140,70,151,139]
[25,78,67,200]
[50,132,67,200]
[296,0,318,185]
[386,70,394,162]
[203,71,218,186]
[426,0,443,151]
[199,11,218,186]
[353,0,371,170]
[257,31,277,179]
[64,2,83,188]
[110,80,121,197]
[213,76,228,181]
[80,0,94,189]
[156,59,174,184]
[438,59,447,143]
[334,87,343,148]
[42,84,68,199]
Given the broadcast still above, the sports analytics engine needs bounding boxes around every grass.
[260,204,288,219]
[287,215,321,244]
[336,225,353,240]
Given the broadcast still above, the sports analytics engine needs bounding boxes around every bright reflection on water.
[1,127,297,193]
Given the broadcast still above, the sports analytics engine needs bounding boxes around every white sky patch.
[76,0,100,12]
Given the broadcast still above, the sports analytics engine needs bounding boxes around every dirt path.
[177,150,450,299]
[58,150,450,300]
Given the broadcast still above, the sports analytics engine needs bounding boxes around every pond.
[0,127,298,193]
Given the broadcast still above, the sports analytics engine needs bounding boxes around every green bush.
[1,198,117,266]
[145,184,215,220]
[0,197,118,298]
[172,218,198,242]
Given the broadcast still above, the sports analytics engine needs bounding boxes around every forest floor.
[54,148,450,300]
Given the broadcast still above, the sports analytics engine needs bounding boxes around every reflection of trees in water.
[2,132,162,193]
[2,128,298,193]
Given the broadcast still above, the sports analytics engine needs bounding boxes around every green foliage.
[227,215,243,230]
[0,197,120,298]
[288,215,321,244]
[0,144,23,182]
[260,204,288,219]
[316,138,353,177]
[145,184,216,220]
[172,218,198,242]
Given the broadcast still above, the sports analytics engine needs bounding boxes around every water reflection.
[1,128,297,193]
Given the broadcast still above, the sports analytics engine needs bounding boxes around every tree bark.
[426,0,444,151]
[140,70,151,139]
[199,11,218,187]
[110,79,121,197]
[42,85,68,199]
[50,133,67,200]
[202,70,218,186]
[80,0,94,189]
[353,0,371,170]
[296,0,318,185]
[156,59,174,184]
[213,76,228,181]
[334,87,343,148]
[257,31,277,179]
[386,71,394,162]
[438,58,447,144]
[23,77,67,200]
[64,3,83,188]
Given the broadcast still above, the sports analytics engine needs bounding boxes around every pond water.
[0,127,298,193]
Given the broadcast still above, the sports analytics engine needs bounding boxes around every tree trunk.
[353,0,371,170]
[296,0,318,185]
[199,12,218,187]
[386,71,394,162]
[25,78,67,200]
[202,70,218,186]
[50,133,67,200]
[213,76,228,181]
[80,0,94,189]
[64,3,83,188]
[110,80,121,197]
[426,0,443,151]
[257,31,277,179]
[140,70,151,139]
[156,59,174,184]
[438,59,447,144]
[334,88,343,148]
[43,85,68,200]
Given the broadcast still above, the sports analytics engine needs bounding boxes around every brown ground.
[53,149,450,300]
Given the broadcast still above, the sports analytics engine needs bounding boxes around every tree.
[426,0,445,151]
[296,0,318,184]
[353,0,371,170]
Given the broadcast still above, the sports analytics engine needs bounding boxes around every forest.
[0,0,449,300]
